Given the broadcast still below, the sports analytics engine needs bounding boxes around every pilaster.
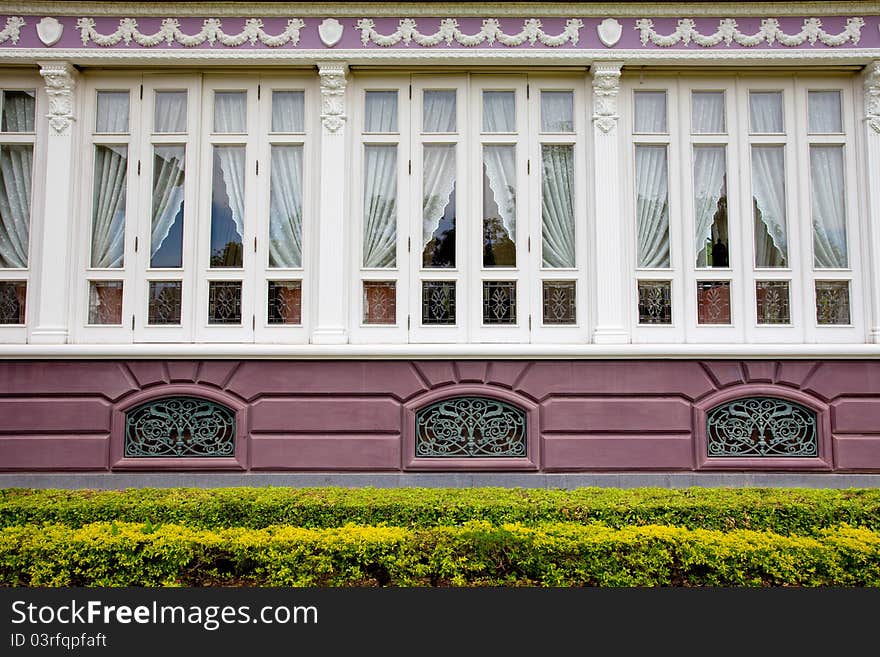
[863,61,880,343]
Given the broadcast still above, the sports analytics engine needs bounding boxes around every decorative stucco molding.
[75,17,305,47]
[38,61,76,135]
[356,18,584,47]
[0,15,23,44]
[318,62,347,133]
[591,61,622,133]
[867,60,880,134]
[635,17,865,47]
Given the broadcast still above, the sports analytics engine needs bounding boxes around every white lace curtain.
[810,145,847,268]
[483,145,517,243]
[269,145,304,268]
[212,95,247,245]
[693,146,726,264]
[749,92,783,133]
[0,144,32,268]
[692,92,725,134]
[363,145,397,268]
[272,91,305,133]
[541,145,575,268]
[150,145,185,267]
[422,144,456,249]
[751,145,788,267]
[634,92,667,133]
[2,91,34,132]
[154,91,187,133]
[483,91,516,133]
[365,92,398,132]
[541,91,574,133]
[423,90,456,132]
[635,145,670,268]
[90,144,128,268]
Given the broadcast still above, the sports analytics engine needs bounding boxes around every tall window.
[628,73,862,343]
[76,73,314,343]
[352,73,587,344]
[0,81,37,341]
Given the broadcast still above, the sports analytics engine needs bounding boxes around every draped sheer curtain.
[483,91,516,133]
[751,145,788,267]
[423,91,456,133]
[422,144,456,250]
[810,145,847,268]
[0,144,32,268]
[154,91,187,133]
[483,145,517,244]
[635,145,670,268]
[362,145,397,268]
[693,146,726,265]
[541,145,575,268]
[271,91,305,133]
[212,94,247,245]
[691,92,725,134]
[90,145,127,268]
[269,145,304,268]
[150,145,185,267]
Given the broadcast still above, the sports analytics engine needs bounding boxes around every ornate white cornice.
[318,62,347,133]
[0,3,874,18]
[866,60,880,134]
[38,61,76,135]
[592,61,622,134]
[635,16,865,47]
[76,17,305,47]
[356,17,584,47]
[0,15,23,43]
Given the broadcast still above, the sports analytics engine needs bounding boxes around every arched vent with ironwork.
[415,396,527,458]
[124,396,236,458]
[706,397,818,457]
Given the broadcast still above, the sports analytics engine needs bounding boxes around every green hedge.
[2,487,879,534]
[2,521,878,587]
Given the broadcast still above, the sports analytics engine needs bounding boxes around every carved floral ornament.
[356,18,584,47]
[867,61,880,134]
[591,63,622,134]
[635,17,865,47]
[38,61,76,136]
[318,64,347,133]
[75,17,305,47]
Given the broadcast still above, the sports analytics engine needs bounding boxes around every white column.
[29,62,78,344]
[311,62,349,344]
[863,61,880,343]
[590,61,630,344]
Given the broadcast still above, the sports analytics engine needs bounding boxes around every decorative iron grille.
[415,396,527,457]
[706,397,818,457]
[124,396,236,458]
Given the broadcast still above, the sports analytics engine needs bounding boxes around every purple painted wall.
[0,359,879,473]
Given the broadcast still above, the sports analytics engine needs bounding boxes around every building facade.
[1,2,880,476]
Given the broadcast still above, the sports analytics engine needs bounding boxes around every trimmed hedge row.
[2,521,878,587]
[2,487,879,534]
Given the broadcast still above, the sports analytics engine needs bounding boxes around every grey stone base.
[2,472,880,489]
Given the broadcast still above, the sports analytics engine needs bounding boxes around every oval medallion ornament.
[37,16,63,46]
[597,18,622,47]
[319,18,344,47]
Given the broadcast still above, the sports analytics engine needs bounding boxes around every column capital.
[865,60,880,135]
[317,61,349,134]
[591,61,623,134]
[37,61,78,136]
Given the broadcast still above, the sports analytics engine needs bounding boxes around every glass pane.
[422,145,456,269]
[213,91,246,133]
[88,280,123,325]
[808,91,842,134]
[694,146,729,269]
[541,91,574,132]
[363,145,397,268]
[363,281,396,324]
[483,91,515,132]
[482,281,516,325]
[541,145,575,268]
[269,145,304,268]
[90,145,127,269]
[816,281,850,325]
[634,91,667,133]
[208,281,242,324]
[96,91,130,133]
[268,280,302,325]
[423,90,456,133]
[365,91,397,132]
[150,145,185,268]
[756,281,790,324]
[810,145,847,268]
[271,91,305,132]
[697,281,731,325]
[210,145,245,268]
[0,281,25,324]
[147,281,182,325]
[635,145,670,268]
[749,91,783,133]
[153,91,187,133]
[752,146,788,268]
[0,144,33,268]
[542,281,576,325]
[483,145,516,267]
[638,280,671,324]
[421,281,455,325]
[1,90,35,132]
[691,91,725,134]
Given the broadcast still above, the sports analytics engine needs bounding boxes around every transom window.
[352,73,588,344]
[627,73,862,343]
[74,73,315,343]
